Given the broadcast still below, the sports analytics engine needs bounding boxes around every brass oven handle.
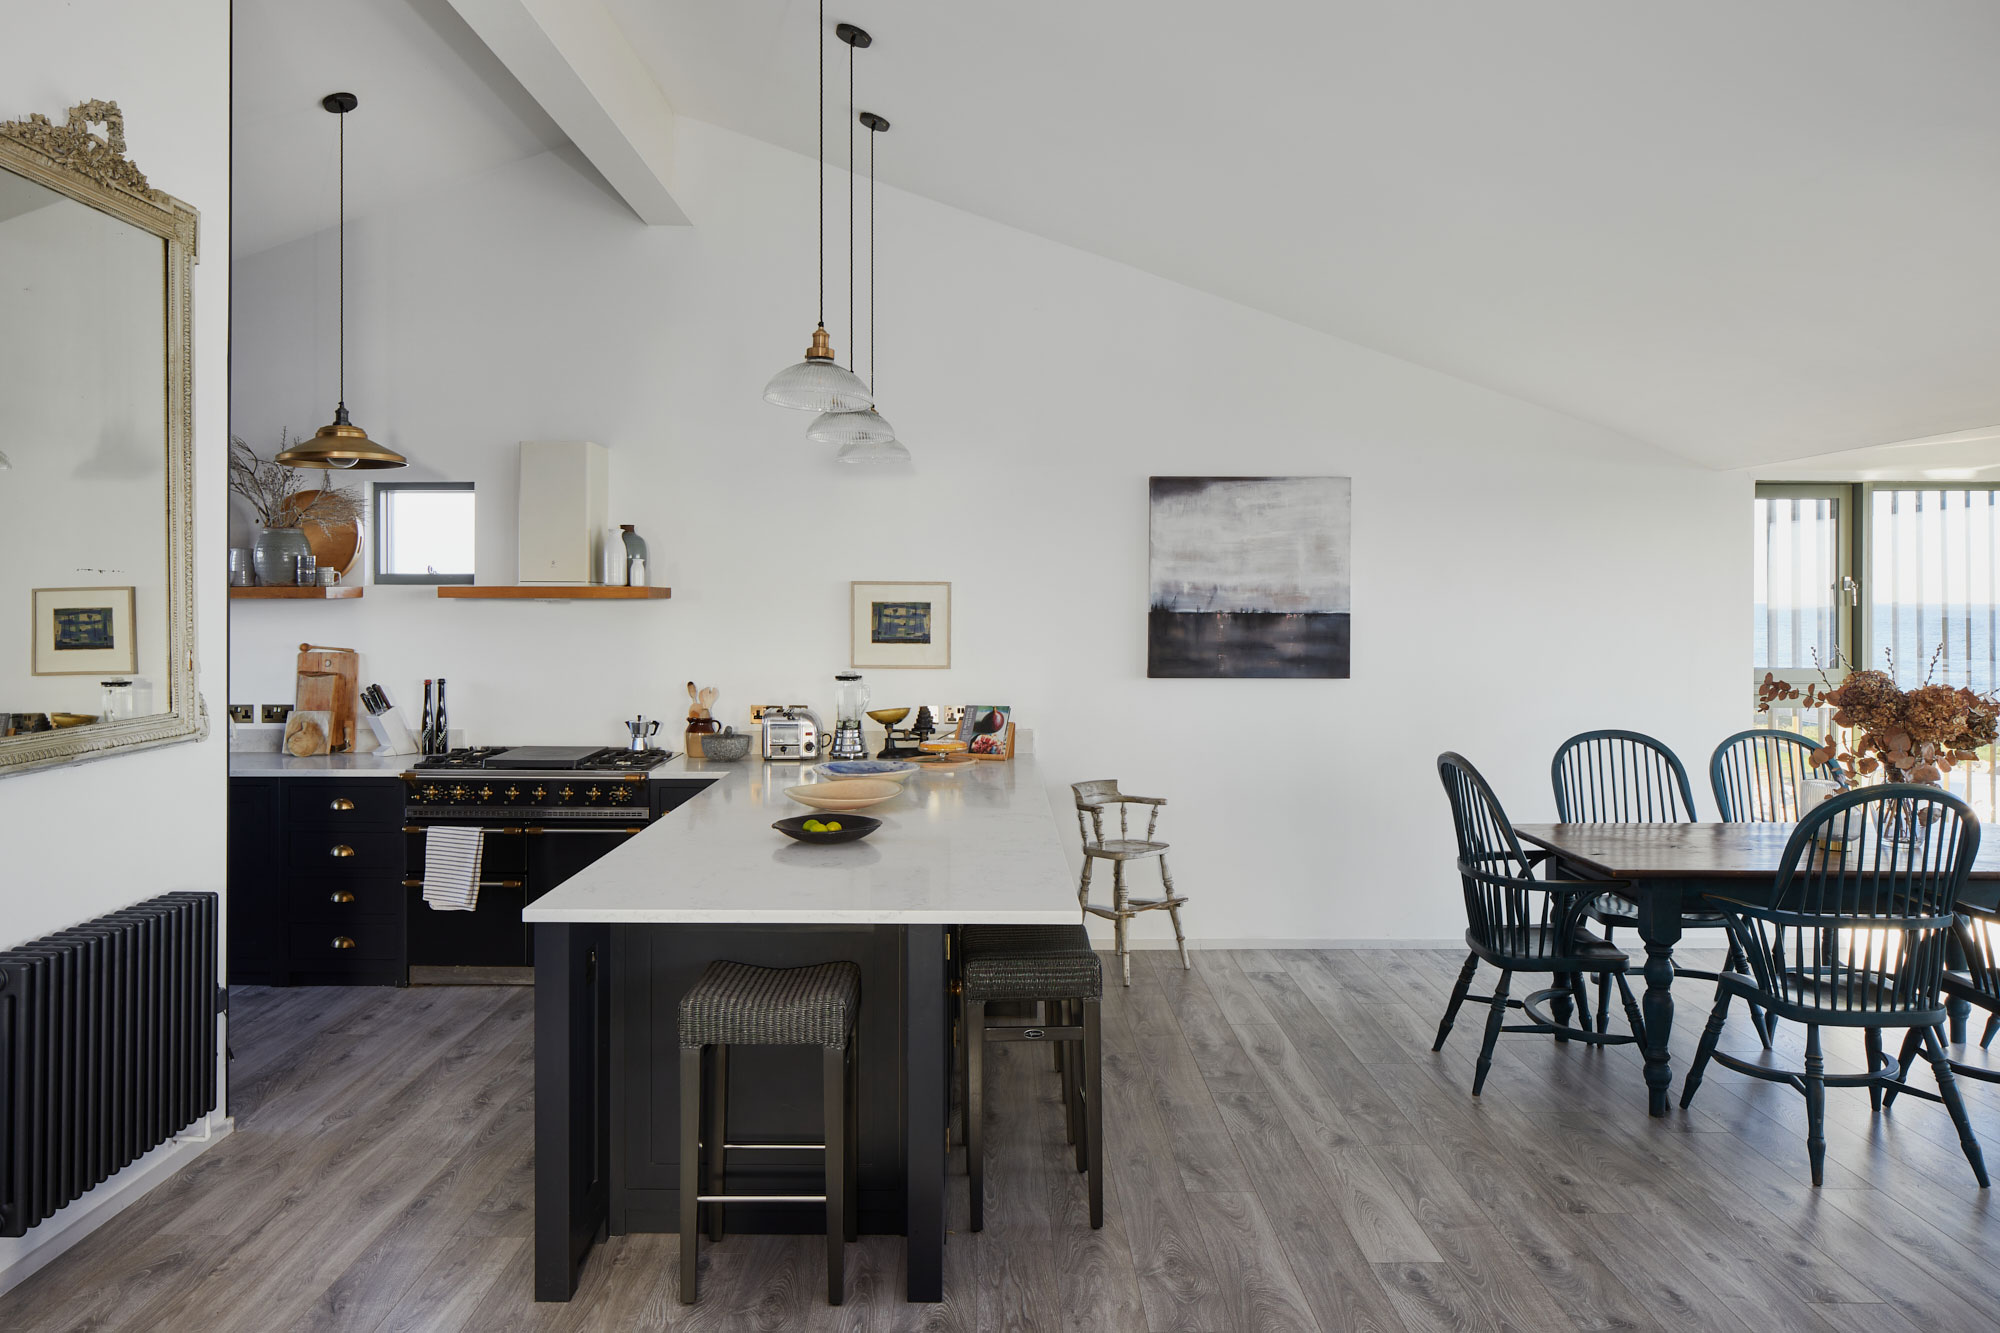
[401,878,523,889]
[330,798,356,811]
[332,935,356,950]
[330,890,356,904]
[330,844,355,858]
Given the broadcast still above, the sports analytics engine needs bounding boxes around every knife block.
[365,708,420,756]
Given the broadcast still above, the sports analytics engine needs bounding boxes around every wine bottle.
[434,677,449,754]
[420,679,434,755]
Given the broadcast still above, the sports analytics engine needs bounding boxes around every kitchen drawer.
[290,916,400,963]
[285,780,405,828]
[288,874,403,923]
[286,827,405,872]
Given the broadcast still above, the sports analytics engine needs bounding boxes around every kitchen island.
[523,753,1080,1303]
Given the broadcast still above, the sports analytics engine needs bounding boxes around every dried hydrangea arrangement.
[227,433,363,530]
[1757,645,2000,784]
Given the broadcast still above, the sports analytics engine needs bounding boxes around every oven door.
[406,819,645,969]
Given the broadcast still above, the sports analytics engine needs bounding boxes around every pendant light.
[815,108,908,463]
[277,93,407,470]
[762,6,873,413]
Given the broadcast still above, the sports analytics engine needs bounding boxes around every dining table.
[1511,821,2000,1117]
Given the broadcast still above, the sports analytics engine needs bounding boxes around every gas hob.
[413,745,673,772]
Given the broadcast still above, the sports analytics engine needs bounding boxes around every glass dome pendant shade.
[763,325,874,412]
[835,431,911,465]
[277,93,406,471]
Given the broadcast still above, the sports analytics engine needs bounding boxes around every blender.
[830,672,870,761]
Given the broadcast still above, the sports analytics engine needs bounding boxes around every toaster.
[761,706,822,760]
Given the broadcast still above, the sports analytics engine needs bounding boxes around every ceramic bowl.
[784,778,904,812]
[702,733,751,761]
[818,758,919,782]
[772,813,882,844]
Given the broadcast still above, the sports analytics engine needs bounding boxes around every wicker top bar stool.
[677,959,862,1305]
[1073,780,1188,986]
[959,924,1104,1233]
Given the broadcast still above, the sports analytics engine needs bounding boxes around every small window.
[373,482,475,584]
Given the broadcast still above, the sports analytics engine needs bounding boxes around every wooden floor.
[4,949,1999,1332]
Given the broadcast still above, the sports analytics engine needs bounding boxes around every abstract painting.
[851,581,951,669]
[32,585,137,675]
[1148,477,1350,678]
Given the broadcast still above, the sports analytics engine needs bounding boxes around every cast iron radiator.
[0,891,219,1236]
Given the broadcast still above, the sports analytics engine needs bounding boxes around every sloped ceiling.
[234,0,2000,472]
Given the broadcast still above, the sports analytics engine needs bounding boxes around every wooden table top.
[1512,821,2000,881]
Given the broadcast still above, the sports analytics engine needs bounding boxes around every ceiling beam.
[445,0,689,225]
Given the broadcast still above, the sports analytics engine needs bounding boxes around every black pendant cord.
[336,106,346,412]
[817,0,825,332]
[868,125,876,394]
[847,34,855,374]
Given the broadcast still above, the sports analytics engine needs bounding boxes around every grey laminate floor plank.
[6,955,2000,1333]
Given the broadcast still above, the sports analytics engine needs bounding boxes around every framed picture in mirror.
[32,586,137,675]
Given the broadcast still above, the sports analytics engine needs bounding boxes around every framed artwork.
[956,705,1014,759]
[32,586,137,675]
[851,581,951,669]
[1148,476,1351,678]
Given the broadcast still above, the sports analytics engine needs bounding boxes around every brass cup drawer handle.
[331,935,356,950]
[330,890,356,904]
[330,844,356,858]
[330,798,356,811]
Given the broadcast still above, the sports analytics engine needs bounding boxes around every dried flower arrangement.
[228,434,363,530]
[1757,645,2000,784]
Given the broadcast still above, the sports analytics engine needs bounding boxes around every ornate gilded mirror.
[0,102,204,775]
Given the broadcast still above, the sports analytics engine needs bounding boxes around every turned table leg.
[1635,890,1684,1118]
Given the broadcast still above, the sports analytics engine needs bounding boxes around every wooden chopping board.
[296,643,359,753]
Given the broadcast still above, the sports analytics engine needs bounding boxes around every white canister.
[1798,778,1842,816]
[600,528,627,586]
[628,556,647,587]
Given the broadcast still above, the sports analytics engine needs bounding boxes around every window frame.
[370,481,476,586]
[1753,481,1860,698]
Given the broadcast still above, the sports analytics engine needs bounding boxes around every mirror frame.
[0,101,205,776]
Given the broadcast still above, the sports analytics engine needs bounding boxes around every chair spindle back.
[1552,730,1698,823]
[1710,728,1843,823]
[1438,752,1574,962]
[1072,779,1159,845]
[1732,785,1978,1017]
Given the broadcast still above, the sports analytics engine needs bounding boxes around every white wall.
[230,119,1749,944]
[0,0,231,1292]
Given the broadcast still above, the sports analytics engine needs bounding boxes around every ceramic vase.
[253,526,313,586]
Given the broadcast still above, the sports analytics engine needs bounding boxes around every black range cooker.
[403,745,703,971]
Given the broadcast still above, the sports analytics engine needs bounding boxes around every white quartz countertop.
[227,751,716,779]
[524,755,1082,925]
[228,751,416,777]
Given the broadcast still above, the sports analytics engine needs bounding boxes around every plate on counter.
[773,813,882,844]
[818,759,919,782]
[906,753,977,775]
[784,778,904,812]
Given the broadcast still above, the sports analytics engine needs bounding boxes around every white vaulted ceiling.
[234,0,2000,471]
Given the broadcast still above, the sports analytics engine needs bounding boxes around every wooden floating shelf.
[436,585,671,600]
[229,585,364,600]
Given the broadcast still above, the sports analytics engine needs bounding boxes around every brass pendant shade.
[278,92,405,471]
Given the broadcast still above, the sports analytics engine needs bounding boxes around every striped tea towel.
[422,826,485,912]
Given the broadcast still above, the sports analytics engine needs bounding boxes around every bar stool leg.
[843,1040,859,1242]
[1160,855,1190,970]
[679,1045,702,1303]
[967,999,987,1232]
[1077,855,1094,913]
[823,1045,846,1305]
[1113,861,1131,986]
[1060,1003,1079,1148]
[704,1046,728,1242]
[1083,997,1104,1229]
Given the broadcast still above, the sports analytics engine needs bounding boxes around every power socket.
[260,703,293,724]
[226,704,255,724]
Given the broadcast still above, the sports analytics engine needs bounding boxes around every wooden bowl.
[907,753,976,775]
[784,778,904,812]
[772,813,882,844]
[918,739,968,755]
